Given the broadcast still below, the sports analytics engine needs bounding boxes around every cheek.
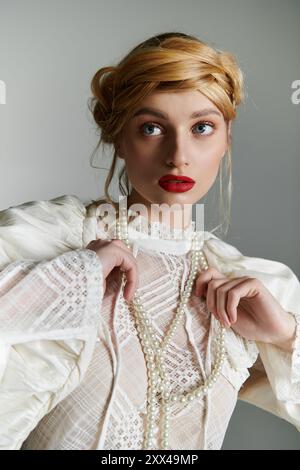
[200,164,220,188]
[124,154,154,185]
[195,145,225,187]
[198,144,225,169]
[123,142,156,175]
[201,134,227,157]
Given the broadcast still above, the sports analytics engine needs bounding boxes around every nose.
[165,134,191,168]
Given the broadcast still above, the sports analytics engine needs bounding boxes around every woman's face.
[117,90,231,220]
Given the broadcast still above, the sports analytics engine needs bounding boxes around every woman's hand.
[194,267,297,348]
[85,239,139,302]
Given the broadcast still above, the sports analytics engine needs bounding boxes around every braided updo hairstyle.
[86,32,245,236]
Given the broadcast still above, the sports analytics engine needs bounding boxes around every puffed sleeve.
[203,235,300,431]
[0,194,107,449]
[0,194,87,270]
[0,248,104,449]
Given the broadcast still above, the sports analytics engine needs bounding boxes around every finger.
[111,239,132,253]
[116,253,139,302]
[216,277,249,326]
[91,238,132,253]
[206,279,229,324]
[204,275,249,327]
[195,267,224,298]
[112,240,138,301]
[226,277,259,323]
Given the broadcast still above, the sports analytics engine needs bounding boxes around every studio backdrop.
[0,0,299,450]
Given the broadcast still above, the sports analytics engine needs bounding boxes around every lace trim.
[126,211,196,240]
[96,207,197,241]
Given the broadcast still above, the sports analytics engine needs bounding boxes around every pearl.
[145,348,153,355]
[115,215,227,450]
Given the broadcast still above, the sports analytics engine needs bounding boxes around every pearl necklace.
[115,208,226,450]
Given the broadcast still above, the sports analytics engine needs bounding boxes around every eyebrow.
[132,106,222,120]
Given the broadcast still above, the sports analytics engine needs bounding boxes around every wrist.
[272,312,297,352]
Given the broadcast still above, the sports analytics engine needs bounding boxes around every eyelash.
[139,121,216,137]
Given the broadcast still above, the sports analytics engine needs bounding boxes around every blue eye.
[141,123,162,136]
[193,122,215,135]
[140,121,215,136]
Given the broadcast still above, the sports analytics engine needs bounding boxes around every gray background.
[0,0,299,449]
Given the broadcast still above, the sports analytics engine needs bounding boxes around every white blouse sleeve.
[203,236,300,431]
[0,248,104,449]
[0,194,86,270]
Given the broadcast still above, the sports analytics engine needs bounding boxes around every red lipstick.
[158,174,195,193]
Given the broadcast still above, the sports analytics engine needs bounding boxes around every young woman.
[0,32,299,450]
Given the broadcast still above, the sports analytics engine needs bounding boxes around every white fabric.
[0,194,299,450]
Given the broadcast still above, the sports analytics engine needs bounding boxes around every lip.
[158,181,195,193]
[159,174,195,183]
[158,174,195,192]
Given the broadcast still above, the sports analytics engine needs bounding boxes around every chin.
[150,192,195,207]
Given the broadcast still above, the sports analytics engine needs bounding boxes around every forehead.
[141,89,214,105]
[132,90,223,120]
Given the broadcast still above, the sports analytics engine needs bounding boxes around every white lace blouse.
[0,194,299,450]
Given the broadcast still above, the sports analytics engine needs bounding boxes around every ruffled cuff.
[290,312,300,384]
[256,315,300,403]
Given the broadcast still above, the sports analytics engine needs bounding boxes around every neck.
[125,191,193,231]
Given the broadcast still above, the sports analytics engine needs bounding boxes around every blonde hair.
[86,31,245,236]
